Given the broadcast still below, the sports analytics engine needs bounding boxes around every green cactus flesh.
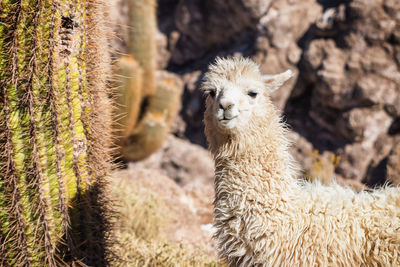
[122,75,182,161]
[0,0,111,266]
[129,0,157,98]
[115,0,182,161]
[114,55,143,143]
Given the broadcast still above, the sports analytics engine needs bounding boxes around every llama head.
[202,57,293,135]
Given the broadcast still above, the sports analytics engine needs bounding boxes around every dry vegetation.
[305,150,341,184]
[108,175,223,267]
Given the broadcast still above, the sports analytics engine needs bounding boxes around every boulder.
[387,139,400,186]
[171,0,271,64]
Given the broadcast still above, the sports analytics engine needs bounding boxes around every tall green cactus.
[114,0,182,161]
[0,0,112,266]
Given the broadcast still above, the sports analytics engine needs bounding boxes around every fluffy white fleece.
[202,57,400,266]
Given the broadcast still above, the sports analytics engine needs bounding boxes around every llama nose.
[219,99,234,110]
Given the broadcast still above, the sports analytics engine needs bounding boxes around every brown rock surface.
[337,108,392,142]
[171,0,271,64]
[156,0,400,186]
[254,0,322,109]
[387,139,400,186]
[297,0,399,183]
[129,135,214,187]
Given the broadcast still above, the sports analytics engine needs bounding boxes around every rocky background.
[155,0,400,187]
[109,0,400,258]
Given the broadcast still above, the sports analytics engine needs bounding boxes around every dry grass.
[112,233,221,267]
[305,150,341,184]
[108,175,223,267]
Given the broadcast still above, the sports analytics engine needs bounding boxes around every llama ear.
[263,70,293,92]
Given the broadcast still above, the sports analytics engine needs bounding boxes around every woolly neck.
[205,104,301,223]
[206,103,299,186]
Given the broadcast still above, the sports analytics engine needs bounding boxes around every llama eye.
[207,90,216,98]
[248,91,258,98]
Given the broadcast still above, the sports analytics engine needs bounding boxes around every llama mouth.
[219,115,238,122]
[218,116,238,128]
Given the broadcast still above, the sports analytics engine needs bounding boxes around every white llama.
[202,57,400,266]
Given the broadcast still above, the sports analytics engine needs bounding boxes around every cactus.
[121,73,182,161]
[113,55,143,144]
[129,0,157,99]
[0,0,112,266]
[114,0,182,161]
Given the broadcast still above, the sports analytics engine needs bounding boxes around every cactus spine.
[114,0,182,161]
[0,0,112,266]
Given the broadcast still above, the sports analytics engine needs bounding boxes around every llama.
[202,57,400,266]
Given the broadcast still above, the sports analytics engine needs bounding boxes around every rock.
[288,131,314,173]
[296,0,400,185]
[129,135,214,188]
[305,39,351,110]
[337,143,373,182]
[337,133,395,183]
[387,139,400,186]
[171,0,271,64]
[354,74,398,108]
[254,0,322,109]
[156,30,171,69]
[170,114,186,138]
[174,0,270,45]
[314,4,346,36]
[302,0,400,115]
[258,0,321,48]
[336,175,369,192]
[348,0,397,44]
[180,71,208,146]
[389,118,400,135]
[364,134,395,186]
[371,134,395,167]
[306,42,400,111]
[337,108,392,143]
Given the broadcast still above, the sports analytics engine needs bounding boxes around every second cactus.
[114,0,182,161]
